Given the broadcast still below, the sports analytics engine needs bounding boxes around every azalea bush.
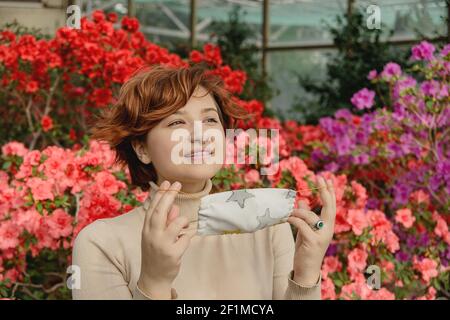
[0,10,247,149]
[312,42,449,213]
[0,12,449,300]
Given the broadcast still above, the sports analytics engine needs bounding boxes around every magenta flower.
[381,62,402,80]
[441,44,450,57]
[351,88,375,110]
[411,41,435,61]
[367,69,377,80]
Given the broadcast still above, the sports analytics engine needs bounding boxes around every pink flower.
[348,247,368,272]
[347,209,369,235]
[340,280,372,300]
[321,277,336,300]
[1,141,28,157]
[431,211,450,243]
[368,288,396,300]
[13,208,42,234]
[0,220,21,250]
[351,88,375,110]
[26,177,55,201]
[351,181,367,208]
[322,256,342,279]
[367,69,377,80]
[45,209,73,239]
[385,231,400,253]
[244,169,260,185]
[413,257,438,283]
[411,41,435,61]
[409,190,430,205]
[94,171,125,195]
[395,208,416,229]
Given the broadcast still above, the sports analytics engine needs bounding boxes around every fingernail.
[160,180,170,189]
[172,181,181,190]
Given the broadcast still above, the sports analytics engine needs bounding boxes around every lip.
[184,149,214,158]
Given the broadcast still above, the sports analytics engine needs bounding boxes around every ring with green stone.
[312,220,324,231]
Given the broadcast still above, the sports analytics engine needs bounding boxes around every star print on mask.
[256,208,280,229]
[225,189,255,209]
[285,190,297,199]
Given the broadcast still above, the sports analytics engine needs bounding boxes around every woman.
[72,63,336,300]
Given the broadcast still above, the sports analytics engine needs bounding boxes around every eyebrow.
[173,107,219,115]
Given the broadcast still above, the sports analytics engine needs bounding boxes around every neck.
[156,177,208,194]
[143,179,213,228]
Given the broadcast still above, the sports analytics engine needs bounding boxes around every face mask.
[196,188,296,236]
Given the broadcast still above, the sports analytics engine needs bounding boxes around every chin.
[174,163,222,181]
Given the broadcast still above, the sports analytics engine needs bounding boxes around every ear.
[131,139,151,164]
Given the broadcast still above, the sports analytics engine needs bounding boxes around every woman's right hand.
[137,180,194,299]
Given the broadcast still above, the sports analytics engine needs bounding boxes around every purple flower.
[365,198,380,210]
[387,142,403,159]
[352,153,369,165]
[411,41,435,61]
[381,62,402,80]
[335,108,353,121]
[393,76,417,99]
[395,251,410,262]
[418,233,429,247]
[420,80,439,97]
[335,135,353,155]
[324,161,339,172]
[392,103,407,122]
[325,243,337,256]
[351,88,375,110]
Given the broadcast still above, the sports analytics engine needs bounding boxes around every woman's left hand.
[287,175,336,286]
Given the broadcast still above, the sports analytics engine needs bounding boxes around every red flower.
[25,80,38,93]
[41,115,53,132]
[107,13,118,23]
[189,50,203,63]
[90,88,112,107]
[121,16,139,33]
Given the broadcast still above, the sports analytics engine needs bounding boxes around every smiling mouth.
[184,149,215,159]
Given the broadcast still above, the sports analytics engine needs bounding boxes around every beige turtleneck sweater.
[71,179,321,300]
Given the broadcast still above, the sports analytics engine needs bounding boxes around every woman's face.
[140,86,225,188]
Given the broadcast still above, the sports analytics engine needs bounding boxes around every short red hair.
[90,63,250,191]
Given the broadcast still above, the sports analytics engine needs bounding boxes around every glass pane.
[268,0,348,46]
[267,49,336,121]
[356,0,448,40]
[196,0,262,47]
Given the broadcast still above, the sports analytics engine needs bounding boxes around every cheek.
[147,131,176,163]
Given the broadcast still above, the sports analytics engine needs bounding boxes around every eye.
[205,117,218,123]
[168,120,184,127]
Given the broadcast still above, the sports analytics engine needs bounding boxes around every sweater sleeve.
[271,222,322,300]
[71,220,178,300]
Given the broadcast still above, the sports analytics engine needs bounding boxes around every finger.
[317,176,333,221]
[144,180,170,231]
[165,215,189,242]
[324,179,336,228]
[166,204,180,227]
[287,216,315,242]
[150,181,182,231]
[326,179,336,210]
[290,208,320,227]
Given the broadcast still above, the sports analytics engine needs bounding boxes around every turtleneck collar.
[142,179,213,228]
